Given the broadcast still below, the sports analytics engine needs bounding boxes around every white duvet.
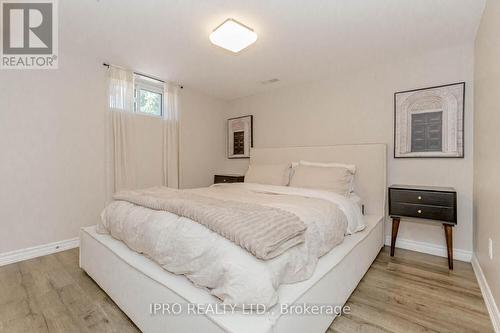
[98,183,364,308]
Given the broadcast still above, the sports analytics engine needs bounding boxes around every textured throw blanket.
[113,187,307,260]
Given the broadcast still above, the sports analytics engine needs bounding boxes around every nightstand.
[214,174,245,184]
[388,185,457,269]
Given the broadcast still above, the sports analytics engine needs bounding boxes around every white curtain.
[105,66,180,202]
[106,66,137,199]
[163,83,180,189]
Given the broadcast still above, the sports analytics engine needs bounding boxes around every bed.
[80,143,387,333]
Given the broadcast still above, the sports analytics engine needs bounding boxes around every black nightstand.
[214,174,245,184]
[389,185,457,269]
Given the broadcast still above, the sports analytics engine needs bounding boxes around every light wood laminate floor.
[0,247,493,333]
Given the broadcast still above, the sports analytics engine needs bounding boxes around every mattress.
[80,214,384,333]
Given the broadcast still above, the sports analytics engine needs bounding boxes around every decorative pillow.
[289,164,353,196]
[290,160,356,193]
[244,163,291,186]
[299,160,356,174]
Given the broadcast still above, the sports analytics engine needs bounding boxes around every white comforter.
[98,183,364,308]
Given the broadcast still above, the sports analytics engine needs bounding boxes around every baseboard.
[471,255,500,333]
[384,235,472,262]
[0,237,80,267]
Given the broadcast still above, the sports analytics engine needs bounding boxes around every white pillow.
[299,160,356,174]
[244,163,291,186]
[291,160,356,192]
[289,164,353,196]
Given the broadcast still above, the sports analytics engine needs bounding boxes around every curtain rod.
[102,63,183,89]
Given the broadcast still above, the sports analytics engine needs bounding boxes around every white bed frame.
[80,143,387,333]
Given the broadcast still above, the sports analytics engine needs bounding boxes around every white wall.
[474,0,500,309]
[0,66,225,255]
[0,56,107,254]
[219,44,475,255]
[180,88,227,189]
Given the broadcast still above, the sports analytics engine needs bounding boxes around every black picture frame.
[394,82,465,159]
[227,115,253,159]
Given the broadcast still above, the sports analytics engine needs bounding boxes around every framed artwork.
[394,82,465,158]
[227,115,253,159]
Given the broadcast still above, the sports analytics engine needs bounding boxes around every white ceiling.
[64,0,485,100]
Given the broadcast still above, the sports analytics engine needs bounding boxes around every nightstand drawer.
[214,175,245,184]
[390,203,456,223]
[390,189,455,207]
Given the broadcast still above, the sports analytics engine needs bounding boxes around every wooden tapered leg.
[390,217,400,257]
[444,224,453,270]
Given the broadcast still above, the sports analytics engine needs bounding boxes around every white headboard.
[250,144,387,217]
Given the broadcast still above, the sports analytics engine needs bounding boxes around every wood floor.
[329,247,493,333]
[0,247,493,333]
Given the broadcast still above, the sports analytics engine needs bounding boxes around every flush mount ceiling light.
[209,18,257,53]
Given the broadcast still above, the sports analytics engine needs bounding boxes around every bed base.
[80,217,383,333]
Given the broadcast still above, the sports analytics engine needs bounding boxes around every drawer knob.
[418,196,422,200]
[417,209,422,214]
[223,179,227,182]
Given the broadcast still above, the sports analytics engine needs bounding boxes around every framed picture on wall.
[394,82,465,158]
[227,115,253,159]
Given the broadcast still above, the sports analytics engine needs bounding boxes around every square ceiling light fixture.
[209,19,258,53]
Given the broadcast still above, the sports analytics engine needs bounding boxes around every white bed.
[80,143,387,333]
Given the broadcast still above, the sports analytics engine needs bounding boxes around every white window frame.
[134,75,164,118]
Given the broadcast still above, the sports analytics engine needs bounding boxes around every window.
[134,74,164,117]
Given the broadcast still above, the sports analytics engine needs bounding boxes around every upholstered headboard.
[250,144,387,217]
